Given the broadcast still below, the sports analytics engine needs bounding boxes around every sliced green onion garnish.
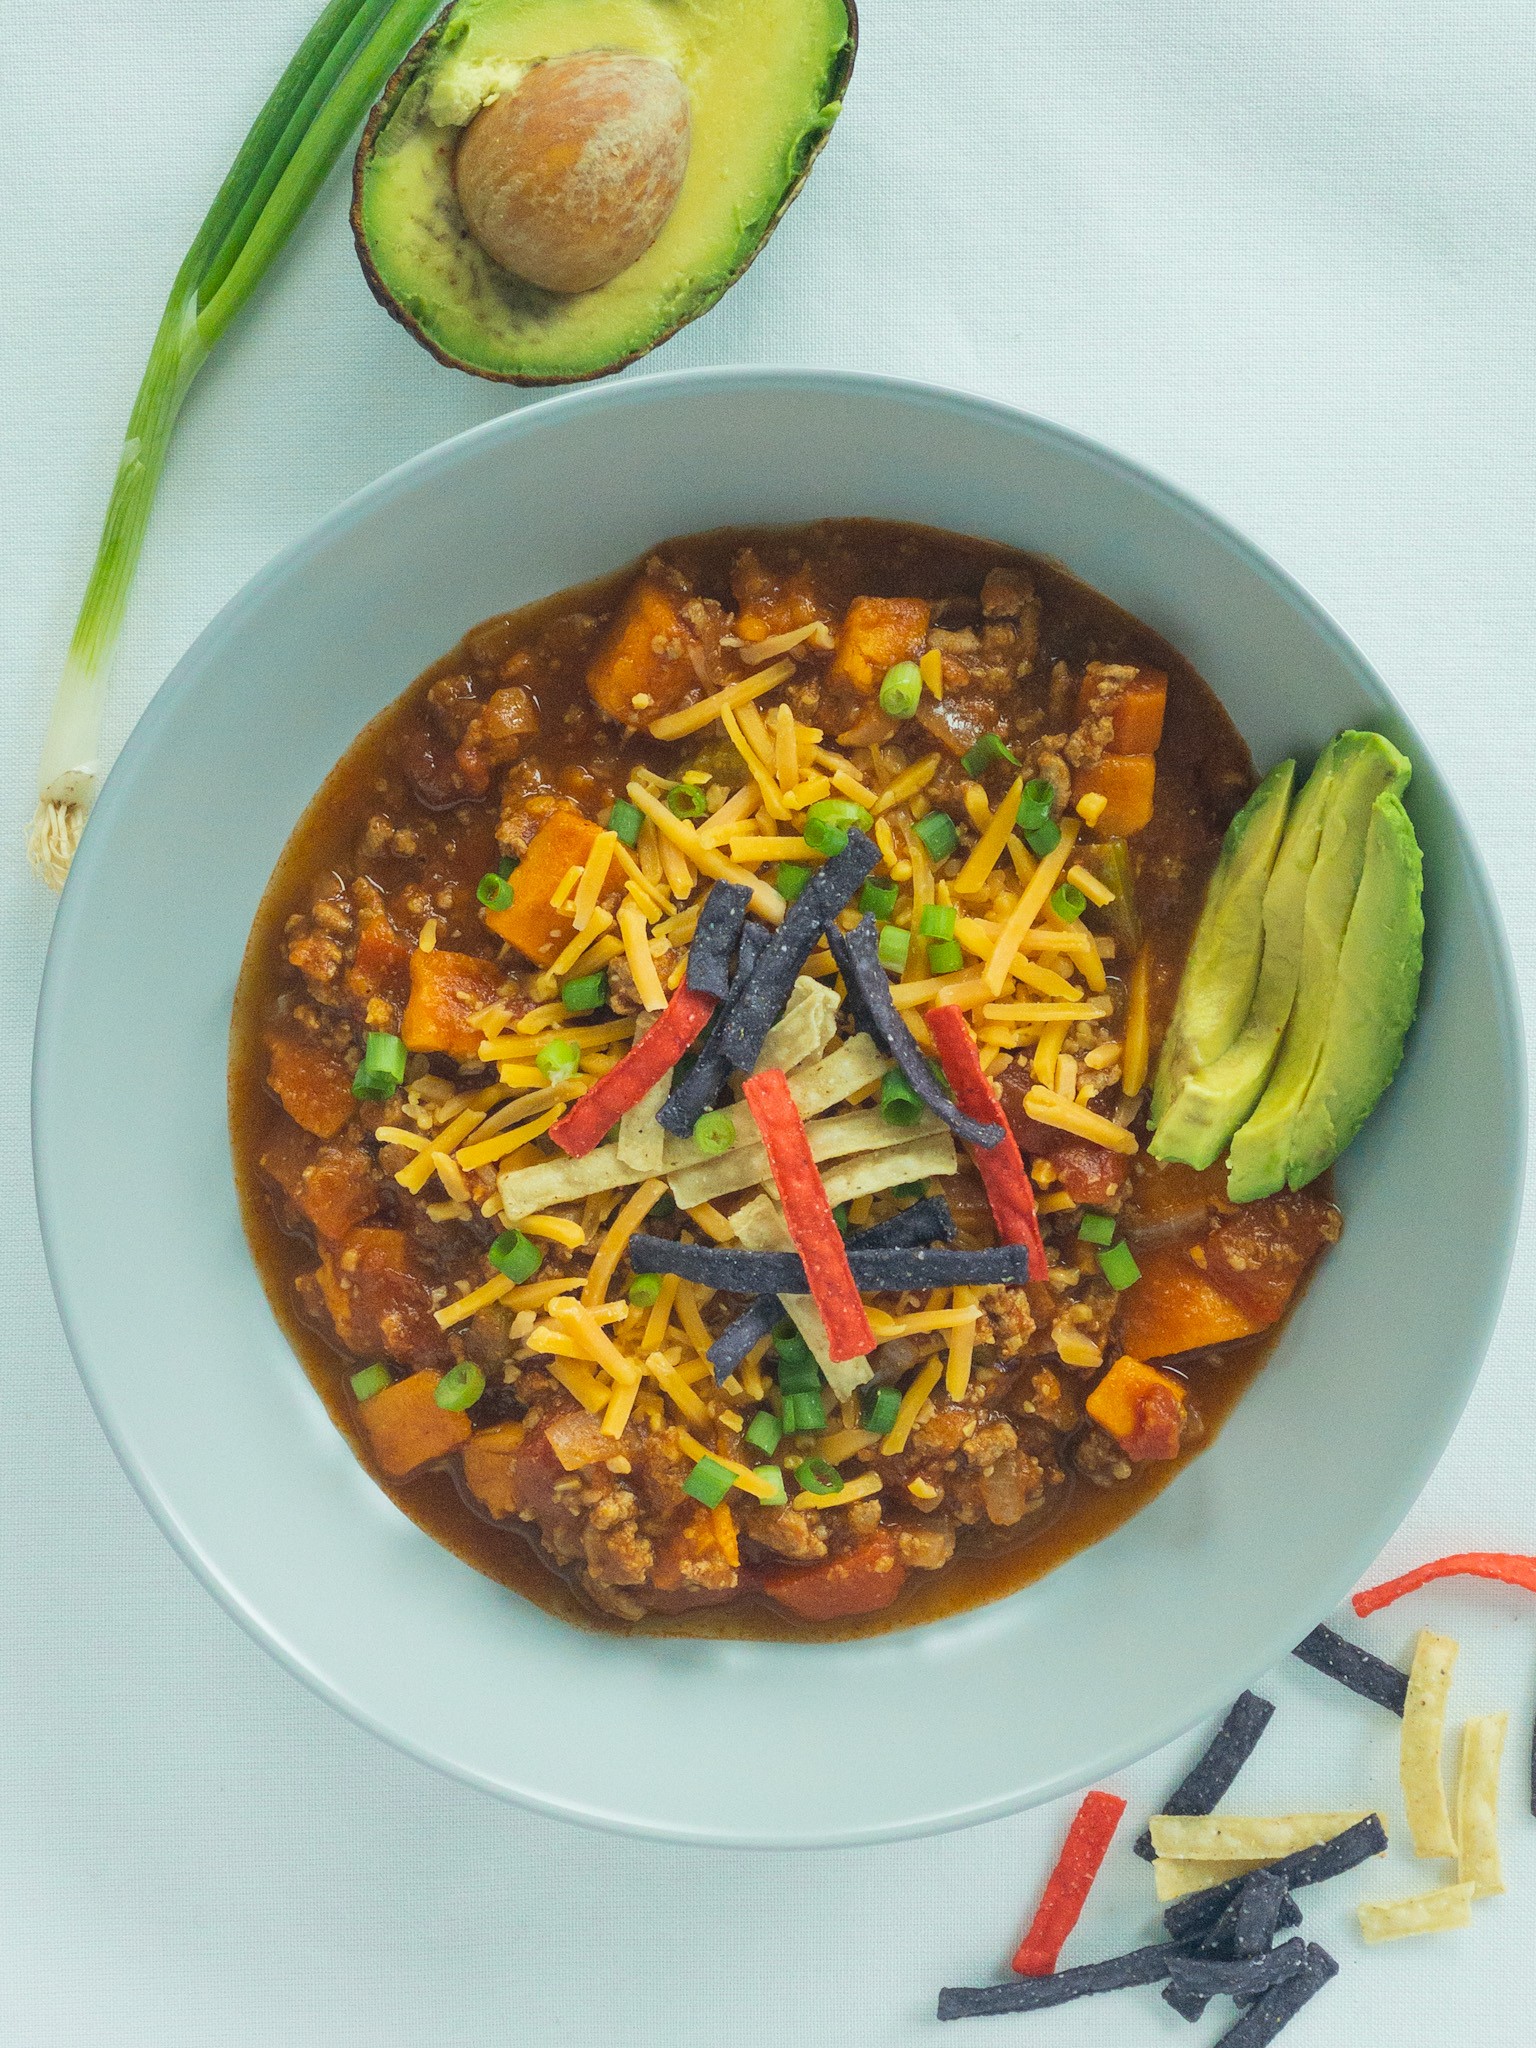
[536,1038,581,1083]
[627,1273,662,1308]
[880,1070,924,1127]
[608,798,643,846]
[487,1230,543,1284]
[1077,1211,1116,1246]
[561,971,608,1014]
[1098,1241,1142,1291]
[666,782,707,818]
[1025,777,1056,808]
[350,1363,393,1403]
[926,938,964,975]
[894,1180,929,1200]
[351,1030,407,1101]
[434,1360,485,1412]
[783,1389,827,1434]
[878,661,923,719]
[913,810,959,862]
[918,903,957,939]
[1025,819,1062,857]
[755,1464,788,1508]
[777,862,811,903]
[877,923,911,972]
[775,1337,820,1394]
[795,1455,842,1495]
[861,1385,901,1435]
[1050,883,1086,922]
[960,733,1021,778]
[832,1203,851,1234]
[744,1410,783,1456]
[682,1455,734,1508]
[859,878,899,919]
[804,797,873,857]
[477,870,514,912]
[496,854,519,879]
[693,1109,737,1156]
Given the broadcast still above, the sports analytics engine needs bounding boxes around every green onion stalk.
[28,0,441,889]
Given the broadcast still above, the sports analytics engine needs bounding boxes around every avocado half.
[351,0,858,384]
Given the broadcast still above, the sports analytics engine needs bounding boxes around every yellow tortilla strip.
[1456,1710,1508,1897]
[616,1015,667,1175]
[1358,1880,1476,1944]
[1152,1857,1270,1902]
[731,1195,872,1401]
[659,1031,890,1172]
[756,975,842,1074]
[1402,1627,1460,1859]
[497,1143,642,1221]
[1149,1813,1383,1862]
[820,1131,957,1208]
[667,1105,941,1209]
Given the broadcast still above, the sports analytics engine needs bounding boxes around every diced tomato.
[996,1072,1129,1206]
[1199,1189,1340,1324]
[265,1031,355,1139]
[356,1369,471,1478]
[345,908,412,1025]
[762,1531,908,1622]
[400,946,505,1061]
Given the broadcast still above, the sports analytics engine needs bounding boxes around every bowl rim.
[33,365,1527,1845]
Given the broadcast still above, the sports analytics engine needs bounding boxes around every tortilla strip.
[616,1015,667,1174]
[1456,1710,1507,1897]
[1152,1857,1270,1902]
[1149,1814,1382,1862]
[1358,1880,1475,1943]
[659,1031,890,1172]
[756,975,841,1074]
[1401,1628,1460,1858]
[668,1105,942,1209]
[732,1195,871,1401]
[497,1143,642,1221]
[820,1131,957,1209]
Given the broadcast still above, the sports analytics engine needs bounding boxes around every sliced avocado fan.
[352,0,857,383]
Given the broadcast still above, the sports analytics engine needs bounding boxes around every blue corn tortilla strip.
[657,919,772,1136]
[1168,1938,1309,2003]
[1163,1981,1212,2025]
[1210,1943,1337,2048]
[1163,1815,1386,1943]
[825,917,1003,1148]
[1133,1691,1275,1859]
[1292,1623,1408,1716]
[630,1237,1035,1292]
[936,1944,1175,2022]
[713,830,880,1075]
[1210,1870,1293,1960]
[1192,1890,1300,1961]
[684,881,752,1000]
[705,1197,957,1380]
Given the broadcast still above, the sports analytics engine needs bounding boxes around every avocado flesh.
[1226,730,1412,1200]
[354,0,855,383]
[1282,788,1423,1189]
[1149,740,1340,1173]
[1150,758,1294,1129]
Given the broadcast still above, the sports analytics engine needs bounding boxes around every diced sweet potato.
[586,577,699,726]
[1117,1242,1266,1359]
[345,907,412,1025]
[460,1421,529,1518]
[545,1406,615,1472]
[731,552,829,641]
[1073,754,1157,835]
[400,946,505,1060]
[761,1530,908,1621]
[1085,1354,1187,1460]
[1077,663,1168,754]
[310,1226,453,1370]
[1123,1157,1231,1236]
[651,1504,739,1594]
[482,807,618,967]
[265,1031,356,1138]
[1200,1190,1341,1325]
[357,1370,471,1478]
[827,597,931,694]
[296,1145,380,1242]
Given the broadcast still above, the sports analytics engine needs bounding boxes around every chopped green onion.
[1098,1240,1142,1291]
[832,1203,851,1234]
[607,798,643,846]
[744,1410,783,1456]
[627,1273,662,1308]
[877,924,911,972]
[878,661,923,719]
[477,870,514,912]
[859,878,899,919]
[960,733,1021,778]
[1050,883,1086,922]
[894,1180,929,1200]
[652,1190,677,1218]
[487,1230,543,1284]
[795,1455,842,1495]
[496,854,519,879]
[536,1038,581,1084]
[350,1363,392,1403]
[775,1335,820,1393]
[776,862,811,903]
[918,903,957,939]
[1024,777,1057,809]
[666,782,707,818]
[561,971,608,1014]
[682,1455,734,1508]
[926,938,964,976]
[913,810,959,862]
[880,1070,924,1127]
[1077,1211,1116,1246]
[434,1361,485,1412]
[804,797,873,857]
[693,1109,737,1156]
[862,1385,901,1435]
[351,1030,407,1101]
[1026,819,1062,857]
[755,1464,788,1508]
[783,1389,828,1434]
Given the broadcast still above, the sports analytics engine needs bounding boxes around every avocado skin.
[1226,731,1413,1201]
[1150,757,1294,1131]
[1282,788,1423,1189]
[351,0,858,386]
[1149,741,1339,1172]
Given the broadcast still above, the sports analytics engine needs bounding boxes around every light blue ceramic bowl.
[33,369,1523,1846]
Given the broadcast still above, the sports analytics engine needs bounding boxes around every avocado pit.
[453,50,691,294]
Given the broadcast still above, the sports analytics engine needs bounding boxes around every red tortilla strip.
[549,982,718,1158]
[925,1003,1047,1281]
[742,1067,875,1364]
[1011,1788,1128,1976]
[1353,1551,1536,1618]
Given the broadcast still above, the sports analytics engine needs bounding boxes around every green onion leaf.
[496,854,519,879]
[913,810,959,862]
[893,1180,929,1201]
[755,1464,788,1508]
[627,1274,662,1309]
[878,661,923,719]
[666,782,707,818]
[880,1070,924,1127]
[434,1361,485,1412]
[477,870,515,912]
[960,733,1021,778]
[351,1030,407,1101]
[783,1389,828,1434]
[776,862,811,903]
[536,1038,581,1083]
[561,972,608,1014]
[877,923,911,973]
[744,1410,783,1456]
[795,1456,842,1496]
[692,1109,737,1156]
[1098,1241,1142,1291]
[1050,883,1087,923]
[804,797,873,858]
[918,903,957,939]
[1077,1211,1116,1246]
[861,1385,901,1435]
[1025,819,1062,857]
[682,1455,734,1508]
[487,1230,543,1285]
[859,879,899,919]
[607,799,643,847]
[925,938,965,975]
[832,1203,851,1234]
[350,1363,393,1403]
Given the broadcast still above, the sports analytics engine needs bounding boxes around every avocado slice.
[1226,730,1412,1200]
[1282,786,1423,1189]
[352,0,857,383]
[1148,741,1340,1173]
[1150,758,1294,1130]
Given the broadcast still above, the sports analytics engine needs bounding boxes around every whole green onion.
[28,0,442,889]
